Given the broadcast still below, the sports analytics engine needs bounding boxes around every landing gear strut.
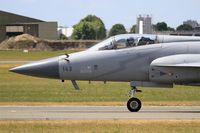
[127,86,142,112]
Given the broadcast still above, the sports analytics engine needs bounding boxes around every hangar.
[0,10,58,42]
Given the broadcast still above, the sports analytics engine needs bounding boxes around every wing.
[151,54,200,68]
[149,54,200,84]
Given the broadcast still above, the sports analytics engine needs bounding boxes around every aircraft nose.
[9,57,60,79]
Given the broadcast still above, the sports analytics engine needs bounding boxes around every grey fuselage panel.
[59,42,199,83]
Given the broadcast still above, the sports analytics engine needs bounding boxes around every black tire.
[127,97,142,112]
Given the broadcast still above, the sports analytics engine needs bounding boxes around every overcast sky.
[1,0,200,29]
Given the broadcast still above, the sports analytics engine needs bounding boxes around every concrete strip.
[0,106,200,120]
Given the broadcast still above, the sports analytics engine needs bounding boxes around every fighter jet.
[10,34,200,112]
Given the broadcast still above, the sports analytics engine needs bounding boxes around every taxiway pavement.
[0,106,200,120]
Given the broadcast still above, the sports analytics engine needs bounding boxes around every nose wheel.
[127,97,141,112]
[127,87,142,112]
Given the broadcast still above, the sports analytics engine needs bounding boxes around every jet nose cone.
[9,57,60,79]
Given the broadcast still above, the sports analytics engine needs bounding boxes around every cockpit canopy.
[88,34,156,51]
[88,34,200,51]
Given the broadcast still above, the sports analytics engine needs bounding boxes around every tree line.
[71,15,196,40]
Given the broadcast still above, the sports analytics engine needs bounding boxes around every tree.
[167,26,175,31]
[176,24,193,31]
[72,21,95,40]
[130,25,136,33]
[154,22,168,31]
[72,15,106,40]
[109,24,127,37]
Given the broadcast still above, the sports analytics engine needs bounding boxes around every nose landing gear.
[127,86,142,112]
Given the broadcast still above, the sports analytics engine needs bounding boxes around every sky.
[0,0,200,29]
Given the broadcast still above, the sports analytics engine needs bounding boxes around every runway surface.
[0,106,200,120]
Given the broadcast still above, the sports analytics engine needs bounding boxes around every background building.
[0,10,58,42]
[136,15,152,34]
[57,26,74,39]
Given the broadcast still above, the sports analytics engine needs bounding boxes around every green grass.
[0,50,79,60]
[0,51,200,104]
[0,120,200,133]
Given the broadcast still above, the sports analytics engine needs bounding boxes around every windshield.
[88,34,156,51]
[113,36,136,49]
[88,37,114,51]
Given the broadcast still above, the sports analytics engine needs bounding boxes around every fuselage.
[59,41,200,82]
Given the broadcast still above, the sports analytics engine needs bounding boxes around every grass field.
[0,50,78,60]
[0,51,200,105]
[0,120,200,133]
